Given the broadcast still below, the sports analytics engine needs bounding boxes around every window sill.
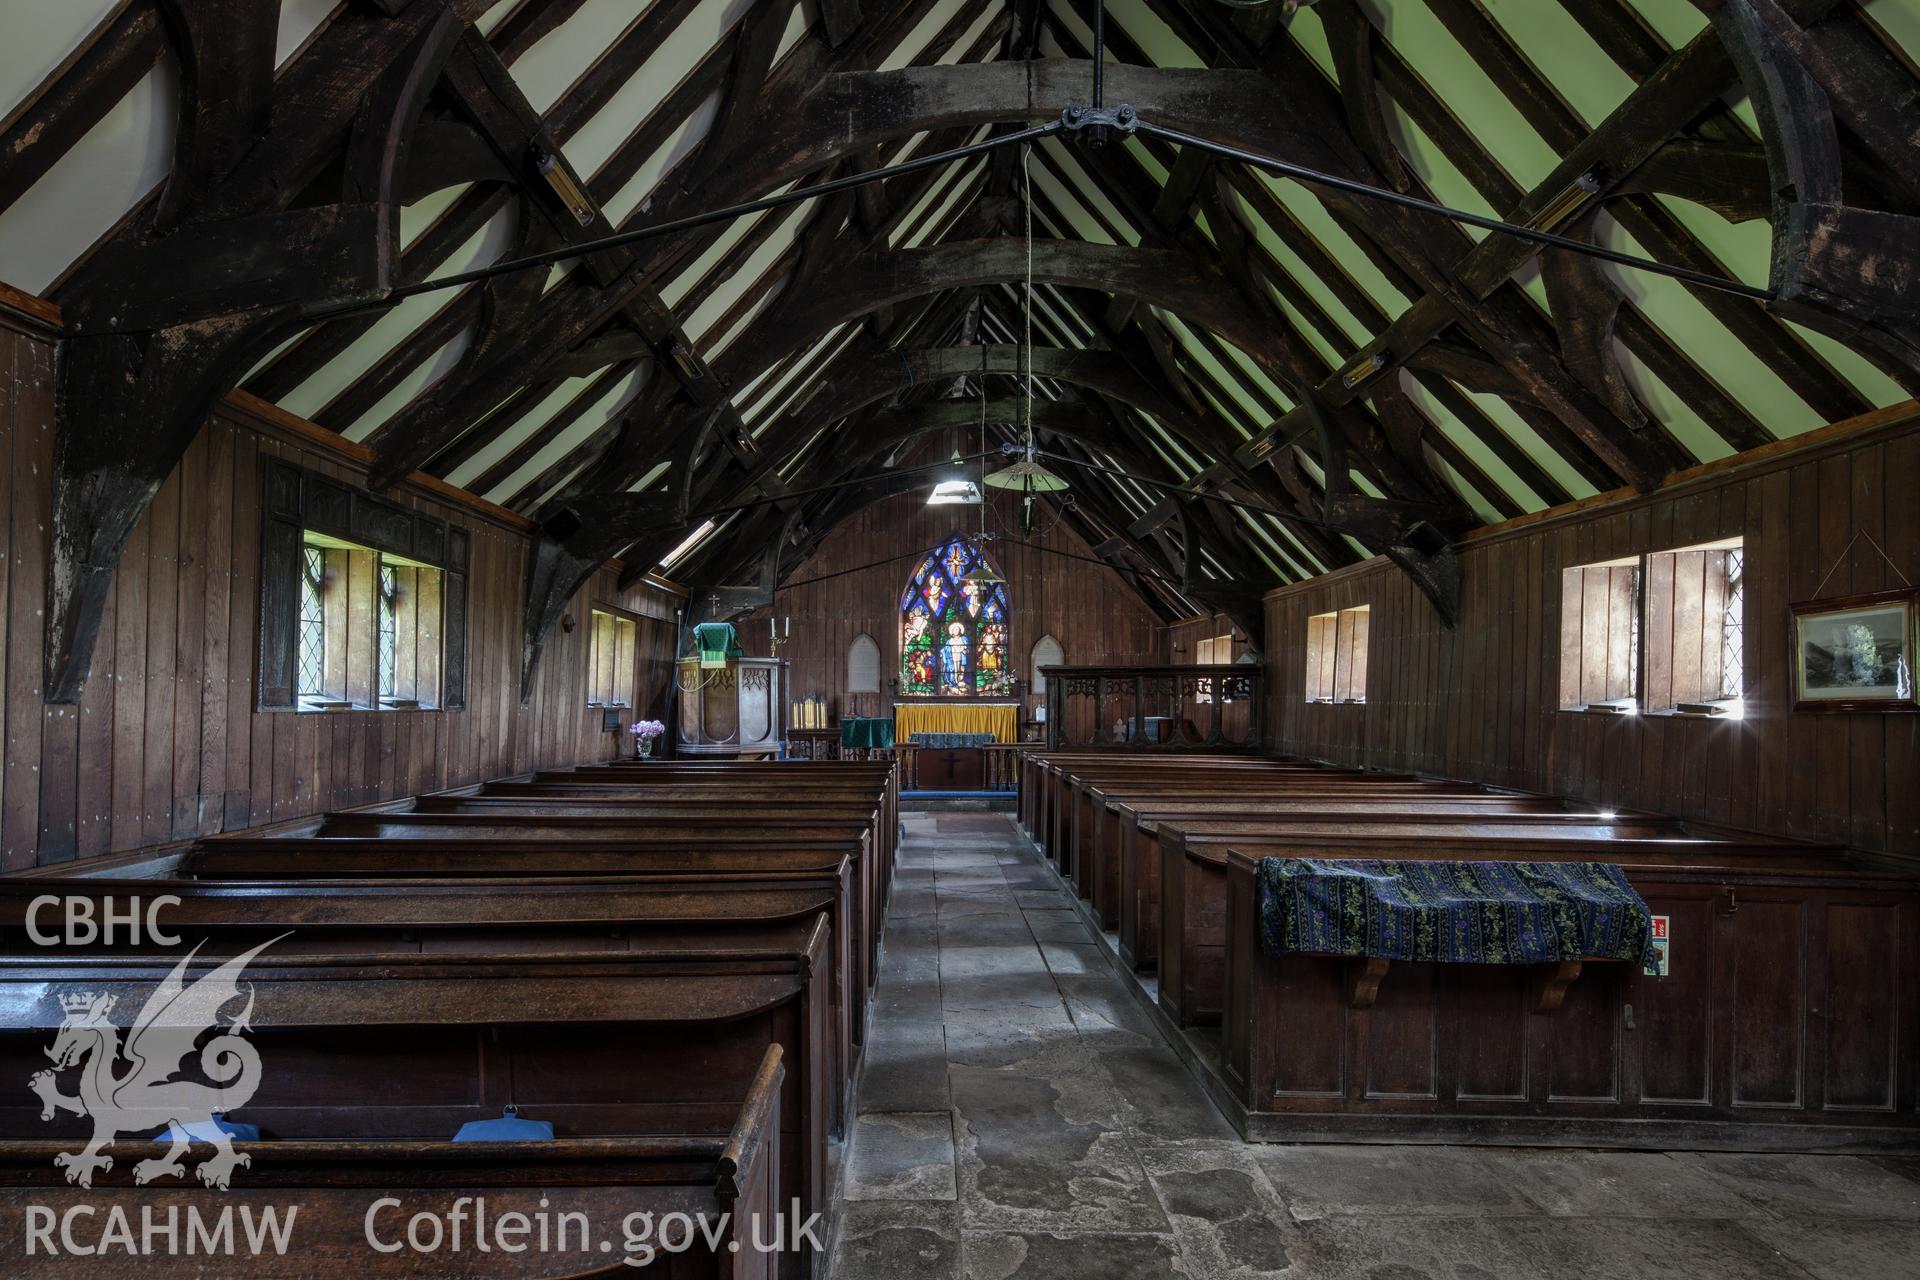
[1304,698,1367,706]
[292,700,444,714]
[1643,702,1744,720]
[1559,703,1638,715]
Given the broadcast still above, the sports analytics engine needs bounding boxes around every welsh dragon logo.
[29,937,285,1189]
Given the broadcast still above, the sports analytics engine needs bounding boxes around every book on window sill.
[379,698,423,710]
[1674,701,1732,716]
[1582,701,1634,714]
[305,699,355,712]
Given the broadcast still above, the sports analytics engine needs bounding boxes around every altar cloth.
[910,732,995,749]
[894,702,1018,743]
[1255,857,1655,966]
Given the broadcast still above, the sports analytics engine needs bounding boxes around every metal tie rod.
[1130,118,1775,303]
[332,104,1772,314]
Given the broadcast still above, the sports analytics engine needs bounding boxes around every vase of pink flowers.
[630,719,665,760]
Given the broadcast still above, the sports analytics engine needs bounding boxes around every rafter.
[45,0,472,704]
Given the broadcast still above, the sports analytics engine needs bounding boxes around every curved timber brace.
[1300,387,1464,626]
[44,2,465,703]
[1712,0,1920,393]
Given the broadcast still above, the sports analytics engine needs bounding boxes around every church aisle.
[829,811,1920,1280]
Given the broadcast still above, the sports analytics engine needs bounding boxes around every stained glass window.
[900,537,1014,696]
[297,546,326,699]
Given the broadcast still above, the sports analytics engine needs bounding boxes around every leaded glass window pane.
[297,546,326,698]
[377,561,397,701]
[1721,547,1744,700]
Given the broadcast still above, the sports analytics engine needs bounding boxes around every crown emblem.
[58,992,109,1014]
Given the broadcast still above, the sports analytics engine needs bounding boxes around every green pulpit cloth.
[1255,858,1655,966]
[840,717,895,750]
[692,622,744,669]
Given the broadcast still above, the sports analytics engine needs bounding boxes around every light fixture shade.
[927,479,982,505]
[961,564,1005,586]
[983,459,1068,492]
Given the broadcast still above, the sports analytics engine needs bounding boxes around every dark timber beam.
[44,1,468,704]
[755,344,1234,470]
[821,0,865,48]
[1708,0,1920,390]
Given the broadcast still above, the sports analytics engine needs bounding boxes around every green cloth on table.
[840,717,895,749]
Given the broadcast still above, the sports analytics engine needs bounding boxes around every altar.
[893,701,1018,743]
[892,701,1019,792]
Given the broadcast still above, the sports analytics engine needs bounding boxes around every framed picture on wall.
[1789,589,1918,713]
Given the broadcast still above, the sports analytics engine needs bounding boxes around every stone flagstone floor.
[828,809,1920,1280]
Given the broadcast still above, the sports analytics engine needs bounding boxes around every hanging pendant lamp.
[983,442,1069,493]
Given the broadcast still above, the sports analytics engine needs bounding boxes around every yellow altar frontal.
[894,702,1019,743]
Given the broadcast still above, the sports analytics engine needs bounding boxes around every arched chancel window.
[900,537,1013,696]
[1030,635,1064,695]
[847,633,881,693]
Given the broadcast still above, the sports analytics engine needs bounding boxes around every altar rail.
[786,731,1017,792]
[1041,664,1264,752]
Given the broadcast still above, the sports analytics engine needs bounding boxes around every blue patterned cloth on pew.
[910,732,995,749]
[1255,857,1655,966]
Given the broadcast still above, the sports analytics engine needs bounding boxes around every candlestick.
[784,616,791,638]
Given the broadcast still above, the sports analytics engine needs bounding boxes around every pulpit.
[674,656,785,758]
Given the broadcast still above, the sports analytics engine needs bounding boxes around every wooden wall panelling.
[1169,613,1251,741]
[1263,416,1920,861]
[0,323,680,869]
[1887,431,1920,852]
[0,327,29,864]
[5,331,52,865]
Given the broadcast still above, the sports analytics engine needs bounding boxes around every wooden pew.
[513,766,896,848]
[1073,780,1552,928]
[0,1044,786,1277]
[0,935,832,1277]
[1058,764,1379,885]
[1,870,859,1138]
[1158,821,1847,1028]
[320,811,886,1000]
[1015,753,1282,851]
[183,836,879,1015]
[1098,794,1609,970]
[458,767,898,924]
[466,785,894,884]
[1216,848,1920,1149]
[1030,759,1317,871]
[1026,756,1304,860]
[3,760,895,1265]
[479,760,900,890]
